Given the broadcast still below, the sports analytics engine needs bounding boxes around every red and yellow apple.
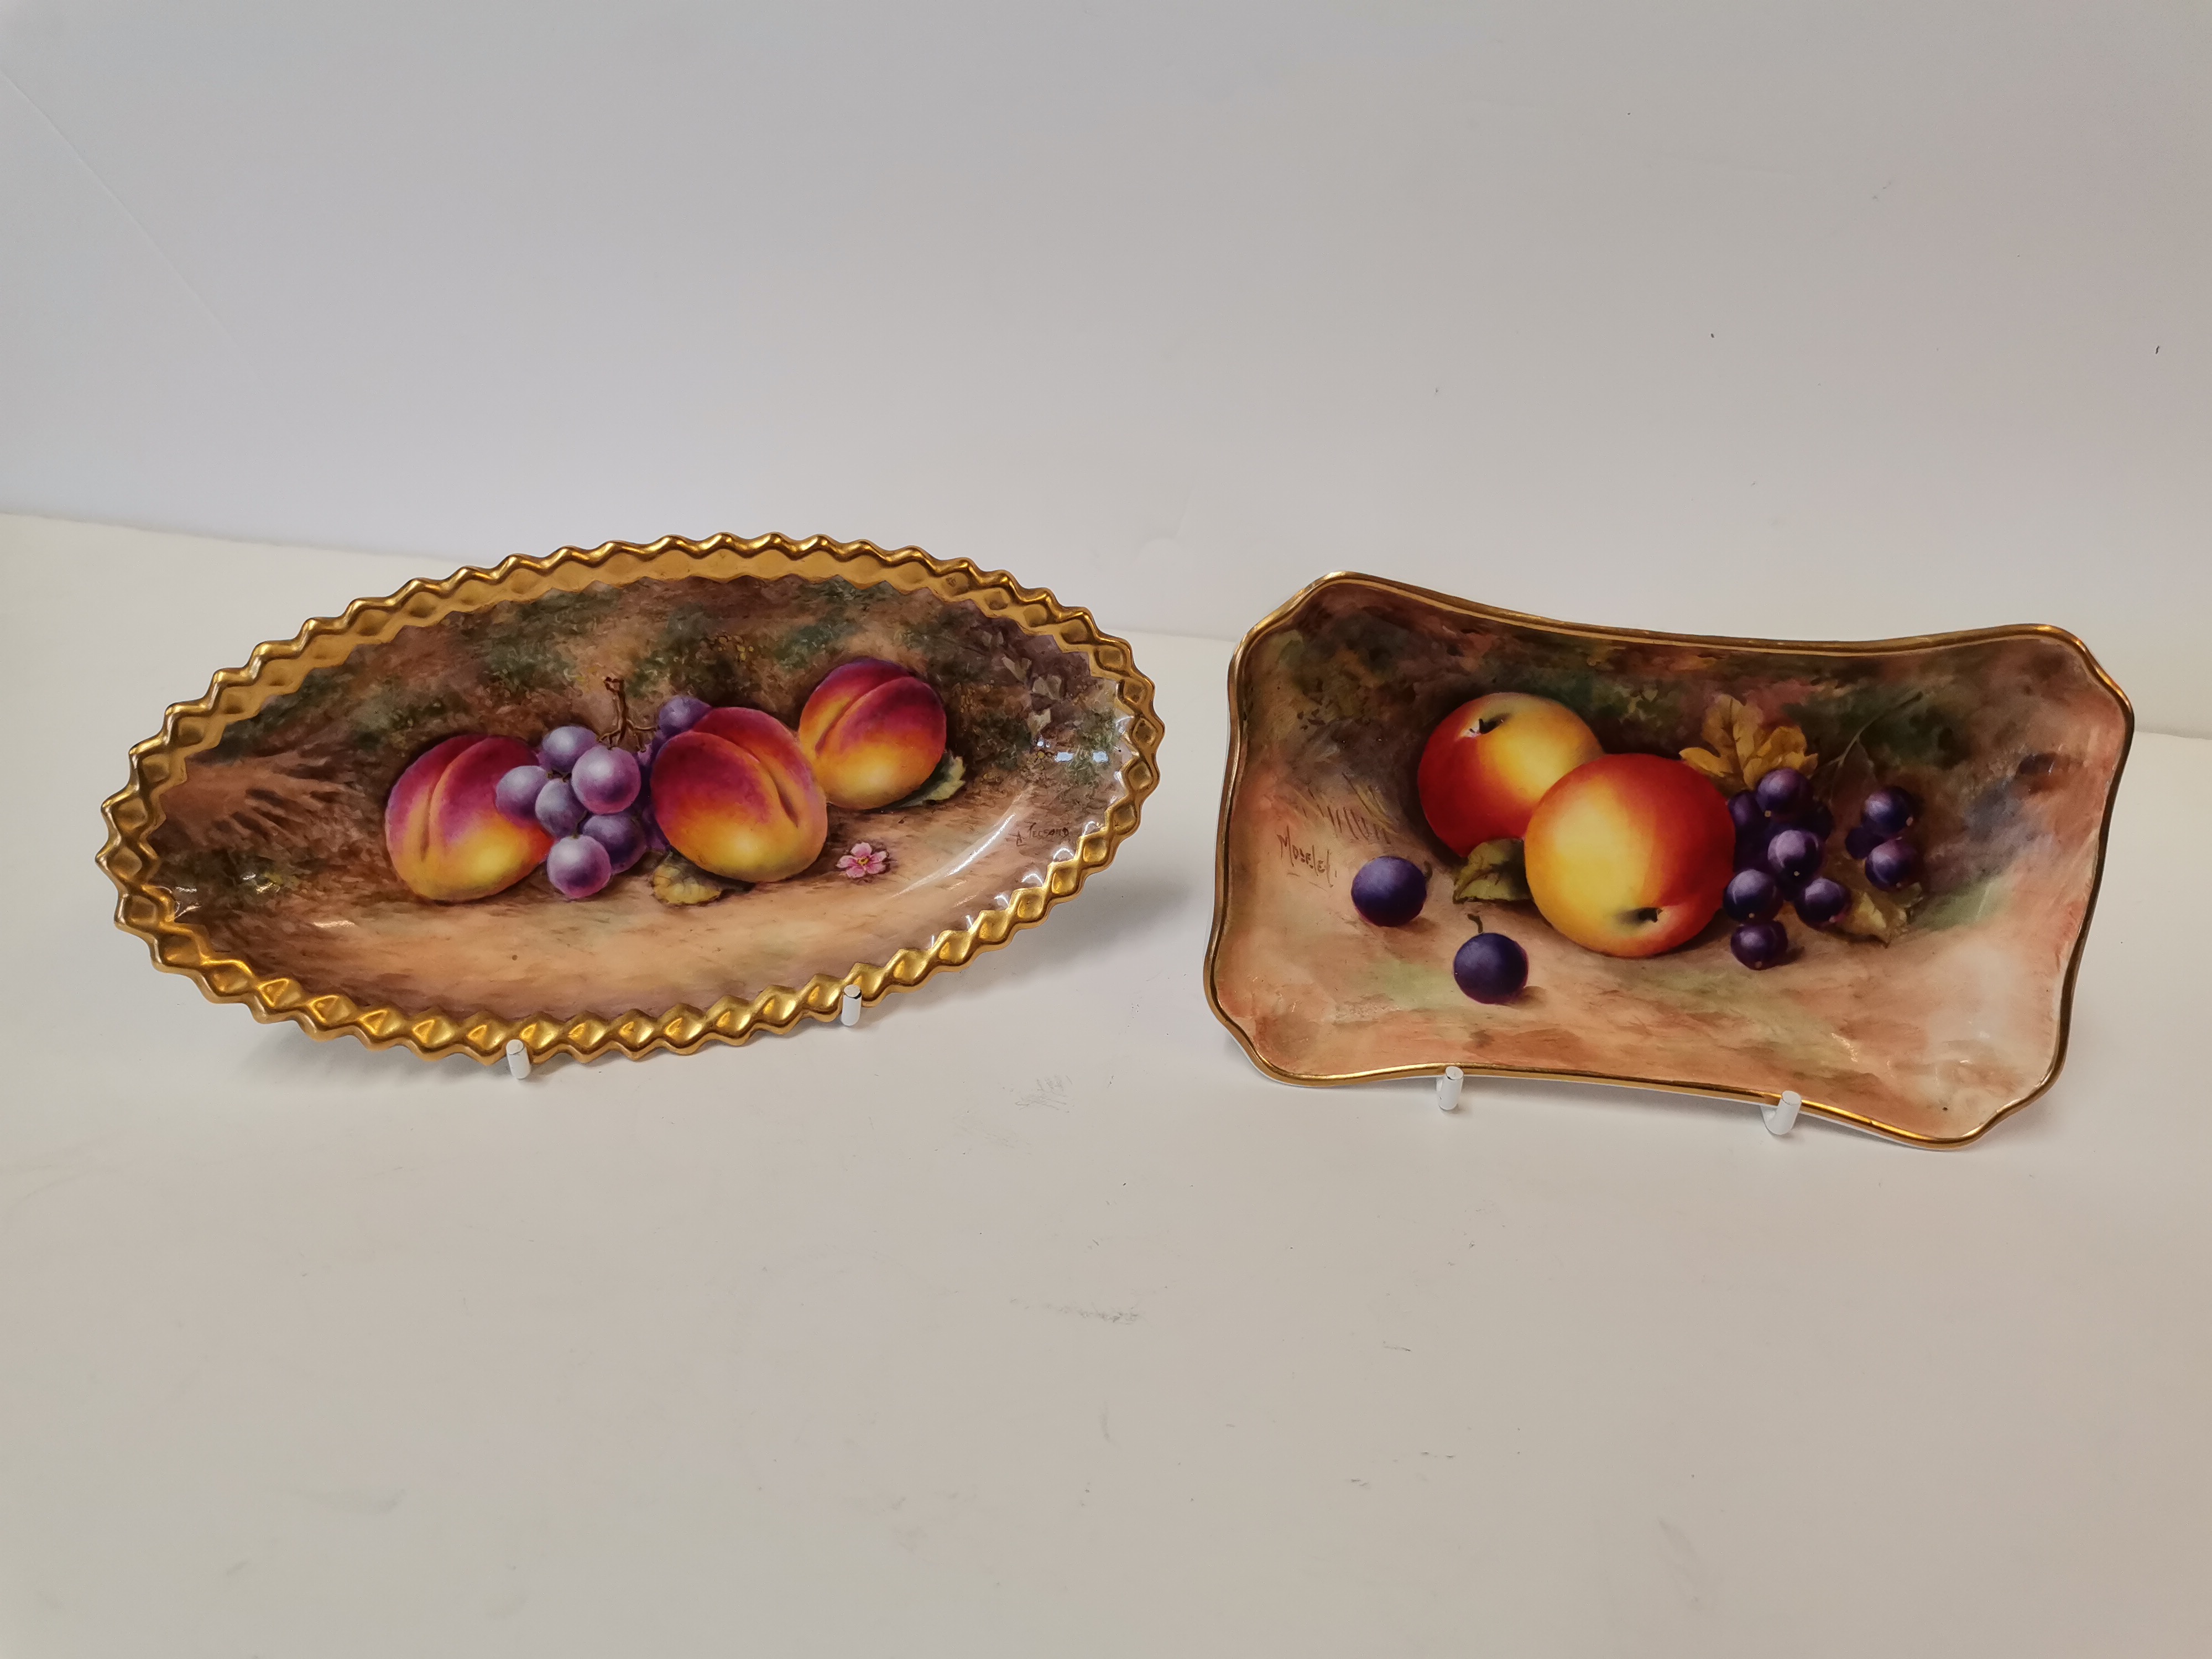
[1418,692,1603,856]
[385,734,552,901]
[652,707,829,883]
[798,659,947,810]
[1523,754,1735,958]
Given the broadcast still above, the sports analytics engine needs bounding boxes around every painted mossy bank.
[101,536,1160,1059]
[1207,575,2131,1144]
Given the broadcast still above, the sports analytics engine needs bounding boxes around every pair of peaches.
[1418,693,1734,959]
[387,660,946,901]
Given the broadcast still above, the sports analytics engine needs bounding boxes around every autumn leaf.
[1679,695,1818,795]
[651,851,744,906]
[1453,837,1530,904]
[1821,847,1919,943]
[889,752,967,808]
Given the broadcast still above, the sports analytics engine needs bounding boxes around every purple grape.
[1453,932,1528,1003]
[546,833,612,899]
[1795,876,1849,927]
[534,776,586,838]
[1844,822,1883,859]
[1350,856,1426,927]
[1730,920,1788,969]
[1724,869,1781,924]
[657,695,710,738]
[571,744,641,814]
[582,811,646,873]
[539,724,598,774]
[1799,800,1835,843]
[1754,766,1808,818]
[1865,837,1921,890]
[1765,826,1823,884]
[495,763,551,827]
[1727,791,1764,833]
[1735,818,1779,872]
[1863,786,1919,838]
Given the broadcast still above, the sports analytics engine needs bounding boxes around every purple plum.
[1351,856,1427,927]
[1453,932,1528,1004]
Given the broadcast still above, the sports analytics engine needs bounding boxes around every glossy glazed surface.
[1206,575,2132,1144]
[101,535,1161,1060]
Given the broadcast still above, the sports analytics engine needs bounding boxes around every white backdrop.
[3,2,2207,731]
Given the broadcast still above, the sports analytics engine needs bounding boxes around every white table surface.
[3,516,2206,1657]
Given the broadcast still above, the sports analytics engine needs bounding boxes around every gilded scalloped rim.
[98,533,1164,1064]
[1202,571,2135,1148]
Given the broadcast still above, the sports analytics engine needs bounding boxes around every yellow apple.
[1524,754,1734,957]
[1418,692,1603,856]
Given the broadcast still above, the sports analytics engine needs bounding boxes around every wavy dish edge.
[98,532,1165,1064]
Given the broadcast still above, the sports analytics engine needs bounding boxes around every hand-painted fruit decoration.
[547,832,613,900]
[385,734,552,901]
[1864,837,1921,890]
[571,744,641,815]
[1765,826,1824,885]
[653,707,830,884]
[390,666,964,907]
[1418,692,1602,857]
[1351,855,1427,926]
[1522,754,1735,958]
[799,659,950,810]
[1723,868,1781,924]
[1453,930,1528,1003]
[1729,918,1788,969]
[1794,875,1849,927]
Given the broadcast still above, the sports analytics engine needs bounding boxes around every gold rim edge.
[1201,570,2136,1149]
[97,533,1166,1064]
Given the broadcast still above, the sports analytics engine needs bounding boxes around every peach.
[1522,754,1735,958]
[651,707,829,883]
[798,659,948,810]
[385,734,553,901]
[1418,692,1602,857]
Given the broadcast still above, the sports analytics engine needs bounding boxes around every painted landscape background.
[148,573,1130,1019]
[1210,582,2131,1141]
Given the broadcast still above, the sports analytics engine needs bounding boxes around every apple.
[1418,692,1602,857]
[1522,754,1734,958]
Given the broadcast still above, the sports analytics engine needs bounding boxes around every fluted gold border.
[1202,572,2133,1148]
[98,533,1164,1063]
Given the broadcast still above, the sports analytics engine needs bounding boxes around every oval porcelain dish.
[100,534,1162,1063]
[1205,573,2132,1146]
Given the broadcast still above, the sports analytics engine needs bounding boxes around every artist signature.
[1011,818,1076,852]
[1276,826,1334,885]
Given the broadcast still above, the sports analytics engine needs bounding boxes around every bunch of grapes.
[492,695,711,900]
[1843,787,1922,891]
[1721,766,1849,969]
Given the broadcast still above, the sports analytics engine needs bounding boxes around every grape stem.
[598,676,656,752]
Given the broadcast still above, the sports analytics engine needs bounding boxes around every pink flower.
[836,841,889,880]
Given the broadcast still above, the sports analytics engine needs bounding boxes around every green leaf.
[1453,838,1530,904]
[651,851,745,907]
[888,752,967,808]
